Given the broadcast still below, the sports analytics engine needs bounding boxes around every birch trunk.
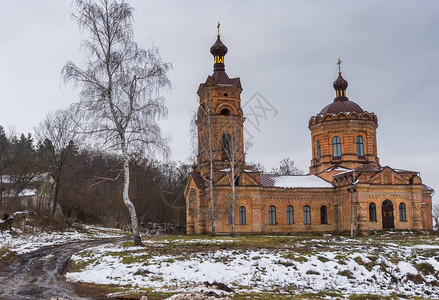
[231,163,236,237]
[210,160,215,237]
[121,140,142,246]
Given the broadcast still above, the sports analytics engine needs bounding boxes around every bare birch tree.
[34,110,79,218]
[193,101,221,237]
[271,158,304,175]
[62,0,171,245]
[220,115,246,237]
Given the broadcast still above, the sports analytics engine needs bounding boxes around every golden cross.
[337,58,342,73]
[217,22,220,36]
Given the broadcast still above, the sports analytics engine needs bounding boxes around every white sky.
[0,0,437,205]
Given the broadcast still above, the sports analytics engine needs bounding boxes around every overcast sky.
[0,0,438,205]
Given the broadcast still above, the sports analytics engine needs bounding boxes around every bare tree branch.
[63,0,171,246]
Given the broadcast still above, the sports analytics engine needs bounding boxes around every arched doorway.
[382,200,394,229]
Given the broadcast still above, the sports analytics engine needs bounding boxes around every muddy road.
[0,239,121,300]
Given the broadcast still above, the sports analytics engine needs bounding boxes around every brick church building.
[184,31,434,235]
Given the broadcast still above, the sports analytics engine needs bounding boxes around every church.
[184,30,434,235]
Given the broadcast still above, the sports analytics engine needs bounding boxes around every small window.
[235,176,240,186]
[369,202,377,221]
[220,108,231,116]
[304,205,311,225]
[320,206,328,224]
[268,205,276,225]
[228,206,233,225]
[286,205,294,225]
[316,140,321,160]
[399,203,407,221]
[356,136,364,157]
[223,93,228,97]
[239,206,246,225]
[332,136,341,157]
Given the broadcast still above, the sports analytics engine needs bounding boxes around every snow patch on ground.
[0,225,127,256]
[66,235,439,298]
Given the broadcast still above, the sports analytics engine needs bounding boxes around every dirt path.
[0,239,122,300]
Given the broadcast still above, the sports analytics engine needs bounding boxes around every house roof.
[260,174,333,189]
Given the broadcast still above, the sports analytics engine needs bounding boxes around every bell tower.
[196,26,245,178]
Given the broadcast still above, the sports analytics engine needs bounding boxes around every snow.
[271,175,333,188]
[65,235,439,298]
[19,189,36,196]
[398,261,418,275]
[0,225,128,257]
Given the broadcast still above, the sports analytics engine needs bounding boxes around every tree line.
[0,124,188,229]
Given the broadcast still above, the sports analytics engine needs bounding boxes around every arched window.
[221,133,232,159]
[320,206,328,224]
[316,140,321,160]
[239,206,246,225]
[356,136,364,157]
[399,203,407,221]
[304,205,311,225]
[235,176,240,186]
[220,108,231,116]
[332,136,341,157]
[369,203,377,221]
[286,205,294,225]
[227,207,233,225]
[268,205,276,225]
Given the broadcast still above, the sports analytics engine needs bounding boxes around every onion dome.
[210,36,228,57]
[210,23,228,72]
[197,24,242,92]
[318,61,364,115]
[333,73,348,95]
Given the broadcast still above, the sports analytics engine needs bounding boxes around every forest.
[0,124,188,230]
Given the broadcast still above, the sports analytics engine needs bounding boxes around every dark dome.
[333,73,348,90]
[210,36,228,57]
[319,100,364,115]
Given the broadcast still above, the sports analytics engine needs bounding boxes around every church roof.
[315,67,376,117]
[190,172,205,189]
[260,174,333,188]
[319,100,364,115]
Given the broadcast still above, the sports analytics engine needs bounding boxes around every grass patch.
[282,252,308,263]
[121,254,151,264]
[353,256,376,271]
[406,273,424,284]
[415,262,435,275]
[317,255,330,263]
[349,294,397,300]
[337,269,354,279]
[68,258,98,272]
[306,269,320,275]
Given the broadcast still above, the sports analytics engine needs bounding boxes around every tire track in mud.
[0,238,124,300]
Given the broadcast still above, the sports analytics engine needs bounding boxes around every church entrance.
[382,200,394,229]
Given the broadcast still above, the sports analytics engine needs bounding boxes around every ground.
[1,226,438,299]
[64,232,439,299]
[0,225,130,299]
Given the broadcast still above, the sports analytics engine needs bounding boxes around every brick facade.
[184,34,434,235]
